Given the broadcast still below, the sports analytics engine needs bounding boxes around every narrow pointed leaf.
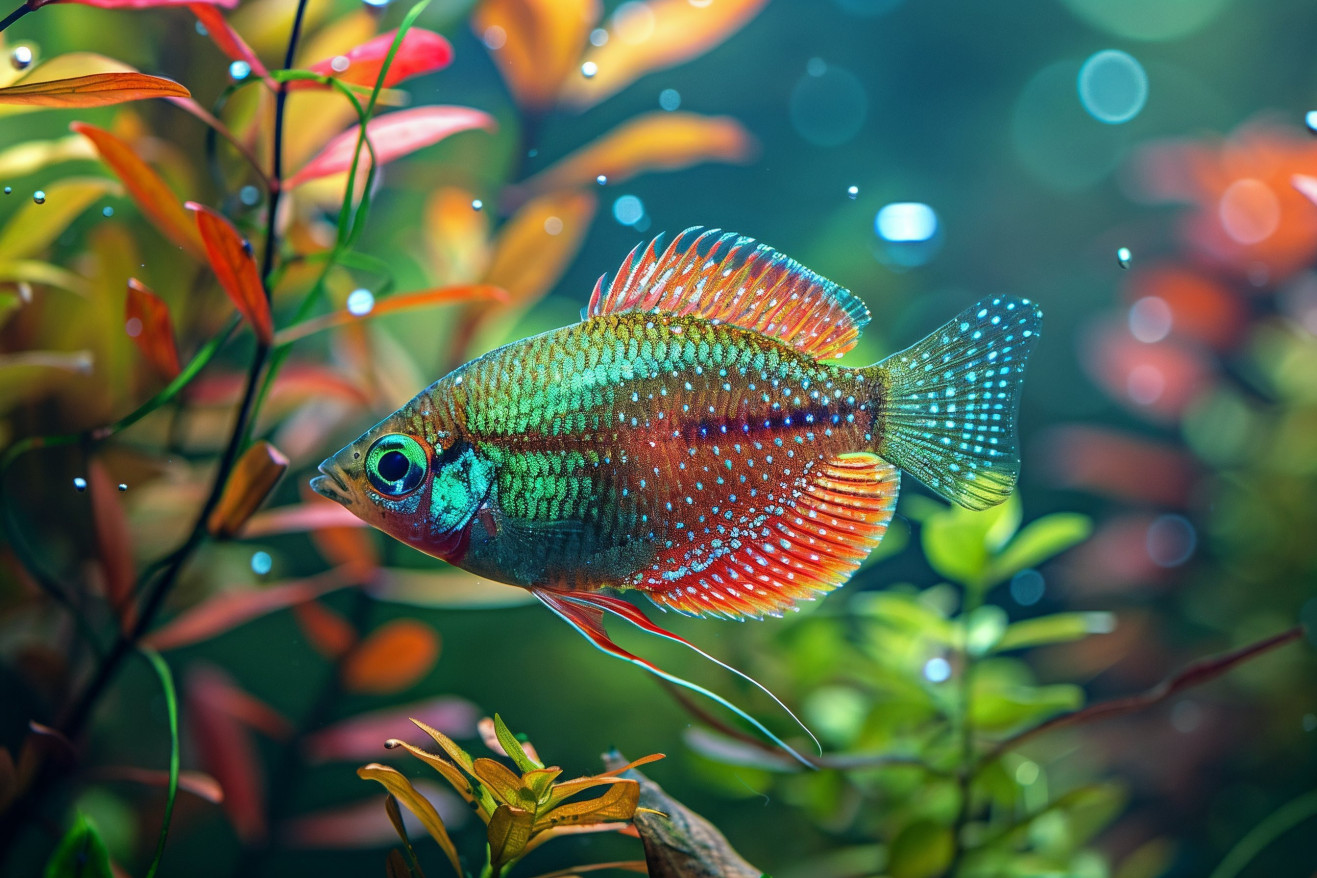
[187,669,266,842]
[187,202,273,343]
[481,189,595,306]
[386,738,491,818]
[97,766,225,803]
[42,814,113,878]
[187,665,293,739]
[342,620,440,695]
[207,440,288,537]
[190,5,270,78]
[145,573,345,650]
[288,106,495,188]
[539,780,639,829]
[0,134,97,178]
[280,782,462,851]
[243,501,367,537]
[292,600,357,659]
[302,28,453,89]
[87,462,135,620]
[541,775,635,814]
[471,757,534,808]
[358,764,463,876]
[515,112,754,198]
[479,716,542,768]
[72,122,204,257]
[126,278,182,378]
[472,0,595,111]
[486,803,534,868]
[302,696,478,763]
[385,849,408,878]
[492,715,542,772]
[273,284,506,346]
[0,73,189,107]
[37,0,236,8]
[562,0,767,108]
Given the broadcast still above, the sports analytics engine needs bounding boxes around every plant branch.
[0,1,32,33]
[978,624,1306,768]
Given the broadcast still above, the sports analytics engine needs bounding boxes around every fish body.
[313,228,1041,619]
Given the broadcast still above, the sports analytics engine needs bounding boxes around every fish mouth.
[310,460,352,506]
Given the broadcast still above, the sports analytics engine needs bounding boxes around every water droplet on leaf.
[1117,245,1132,268]
[10,46,33,71]
[102,206,114,217]
[581,61,598,79]
[73,477,87,492]
[4,186,12,195]
[330,55,350,73]
[32,190,45,205]
[346,288,375,316]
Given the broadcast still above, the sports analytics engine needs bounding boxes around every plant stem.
[0,1,31,33]
[941,590,983,878]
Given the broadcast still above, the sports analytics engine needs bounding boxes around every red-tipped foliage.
[303,28,453,89]
[125,278,181,378]
[186,202,273,344]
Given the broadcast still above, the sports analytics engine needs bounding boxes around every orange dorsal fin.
[586,227,871,360]
[641,453,899,619]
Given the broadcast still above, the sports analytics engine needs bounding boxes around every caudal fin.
[872,296,1042,510]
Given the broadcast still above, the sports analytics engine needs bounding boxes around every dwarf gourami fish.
[312,228,1042,760]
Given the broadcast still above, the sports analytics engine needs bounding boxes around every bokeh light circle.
[1146,514,1196,567]
[789,62,868,147]
[1078,50,1148,124]
[1013,60,1127,191]
[1062,0,1233,41]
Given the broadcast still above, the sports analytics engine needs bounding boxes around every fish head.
[310,394,493,562]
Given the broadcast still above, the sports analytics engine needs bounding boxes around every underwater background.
[1,0,1315,875]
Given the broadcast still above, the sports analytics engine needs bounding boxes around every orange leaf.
[288,106,496,188]
[207,440,289,538]
[39,0,236,8]
[292,600,357,659]
[302,696,478,763]
[242,501,367,538]
[71,122,204,258]
[472,0,596,111]
[302,28,453,89]
[483,189,596,306]
[88,462,135,623]
[145,572,345,651]
[515,112,754,199]
[125,278,181,378]
[187,202,273,344]
[341,620,440,695]
[190,4,270,79]
[0,72,190,107]
[424,187,492,285]
[98,766,225,803]
[561,0,767,109]
[273,284,507,345]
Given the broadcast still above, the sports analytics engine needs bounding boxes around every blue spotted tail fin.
[872,296,1042,510]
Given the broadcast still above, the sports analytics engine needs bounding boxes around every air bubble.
[250,550,273,575]
[596,174,608,186]
[613,194,644,227]
[1307,111,1317,136]
[73,477,87,492]
[589,28,609,47]
[10,46,33,71]
[1128,296,1172,343]
[1117,246,1131,268]
[240,185,261,206]
[482,25,506,49]
[3,187,10,195]
[923,657,951,682]
[874,202,941,267]
[32,190,45,205]
[1146,515,1195,567]
[543,215,564,235]
[1077,49,1147,124]
[330,55,350,73]
[1009,569,1044,606]
[346,288,374,316]
[471,198,483,211]
[846,185,859,199]
[658,88,681,111]
[581,61,598,79]
[117,483,127,492]
[229,60,252,81]
[102,206,114,217]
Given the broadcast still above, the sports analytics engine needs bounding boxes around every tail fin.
[872,296,1042,510]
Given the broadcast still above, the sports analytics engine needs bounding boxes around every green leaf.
[987,512,1093,584]
[43,814,113,878]
[966,605,1009,657]
[887,819,954,878]
[140,648,179,878]
[970,682,1085,731]
[920,495,1021,589]
[850,591,955,644]
[995,612,1116,653]
[0,177,120,262]
[486,803,534,869]
[492,714,543,773]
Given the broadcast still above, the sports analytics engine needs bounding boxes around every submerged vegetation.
[0,1,1313,877]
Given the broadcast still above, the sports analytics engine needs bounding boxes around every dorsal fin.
[586,227,872,360]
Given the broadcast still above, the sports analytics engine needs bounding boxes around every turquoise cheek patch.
[429,447,494,536]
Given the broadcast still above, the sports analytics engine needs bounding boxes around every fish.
[312,227,1042,760]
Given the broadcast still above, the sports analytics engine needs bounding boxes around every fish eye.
[365,434,428,497]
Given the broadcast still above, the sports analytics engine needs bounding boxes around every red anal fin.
[533,588,817,767]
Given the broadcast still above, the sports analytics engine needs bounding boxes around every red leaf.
[37,0,235,7]
[293,600,357,660]
[0,73,189,107]
[187,666,266,842]
[98,766,225,803]
[302,697,479,764]
[87,463,135,624]
[188,364,370,408]
[302,28,453,89]
[71,122,204,258]
[188,665,293,740]
[187,202,273,344]
[281,781,465,849]
[341,620,440,695]
[125,278,181,378]
[242,502,367,538]
[288,106,495,188]
[274,284,506,346]
[190,5,269,79]
[144,572,345,651]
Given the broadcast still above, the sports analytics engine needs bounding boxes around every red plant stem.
[0,1,32,33]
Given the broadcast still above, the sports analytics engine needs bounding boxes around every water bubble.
[125,317,143,337]
[73,477,87,492]
[526,148,538,158]
[10,46,33,71]
[1307,111,1317,136]
[596,174,608,186]
[250,550,273,575]
[330,55,350,73]
[102,206,114,218]
[580,61,598,79]
[1009,569,1045,606]
[1117,246,1132,268]
[589,28,609,47]
[1078,50,1148,124]
[482,25,506,50]
[117,483,127,492]
[789,62,868,147]
[239,185,261,206]
[3,187,10,195]
[846,185,859,199]
[346,288,374,316]
[1147,514,1195,567]
[612,194,645,227]
[363,0,391,7]
[874,202,941,267]
[32,190,45,205]
[1128,296,1172,343]
[923,656,951,683]
[1219,178,1279,245]
[195,21,209,35]
[1014,760,1040,785]
[543,215,564,235]
[229,60,252,82]
[1013,60,1125,191]
[471,198,483,211]
[658,88,681,111]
